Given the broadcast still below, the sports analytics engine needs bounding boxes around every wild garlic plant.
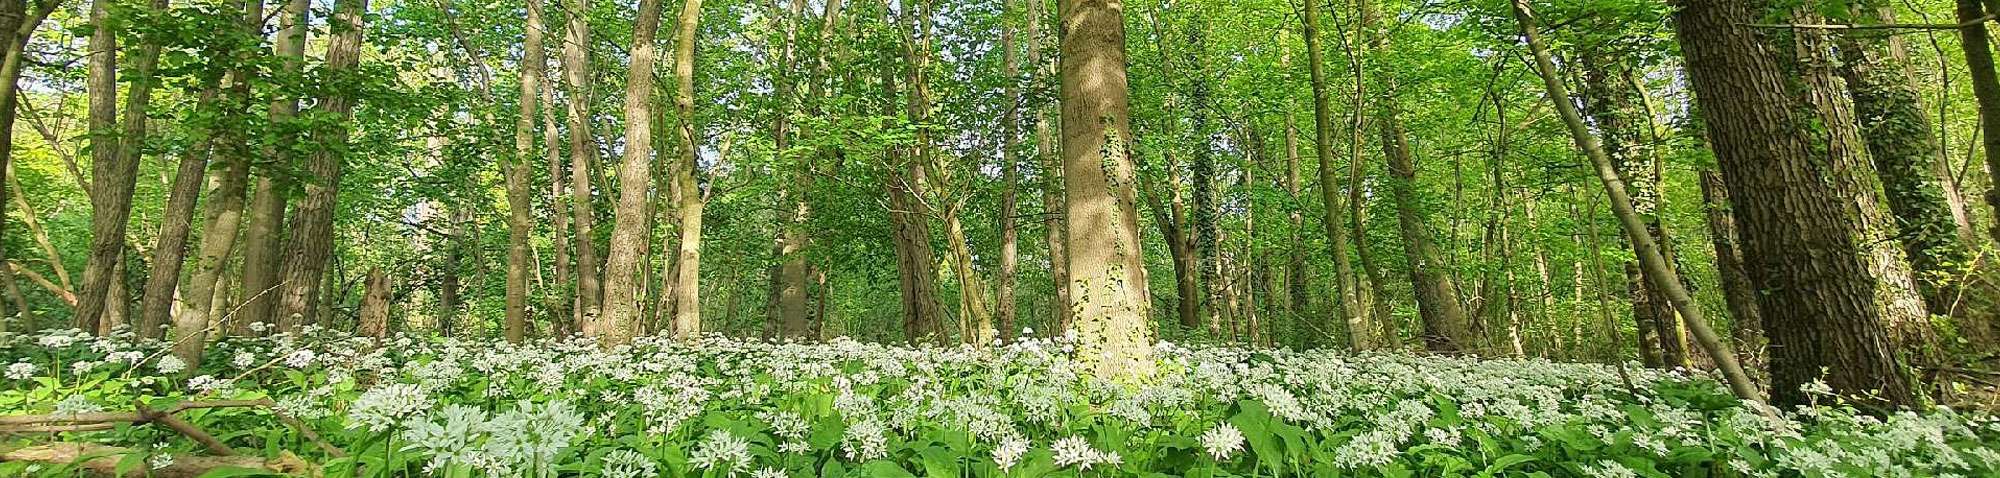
[1,326,1996,477]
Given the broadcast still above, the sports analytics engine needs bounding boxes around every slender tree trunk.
[1958,0,2000,249]
[1283,113,1309,317]
[1513,0,1762,403]
[1699,168,1765,369]
[236,0,308,335]
[138,90,218,339]
[1675,0,1916,409]
[596,0,664,344]
[1059,0,1152,379]
[1028,0,1067,334]
[1576,54,1686,368]
[542,70,572,337]
[1356,0,1470,352]
[168,0,259,363]
[664,0,705,339]
[1300,0,1367,348]
[564,0,603,335]
[500,0,548,343]
[357,267,389,338]
[273,0,366,331]
[995,0,1022,343]
[0,0,56,330]
[75,0,137,333]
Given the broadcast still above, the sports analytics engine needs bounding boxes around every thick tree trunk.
[1783,14,1938,363]
[1513,0,1761,403]
[596,0,663,345]
[1300,0,1368,348]
[1059,0,1153,379]
[664,0,705,339]
[1836,7,1992,340]
[501,0,548,343]
[564,0,603,334]
[1676,0,1916,409]
[75,0,137,333]
[274,0,366,332]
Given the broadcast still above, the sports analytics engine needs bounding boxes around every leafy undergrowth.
[1,328,1996,477]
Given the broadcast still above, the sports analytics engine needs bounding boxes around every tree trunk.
[1029,0,1067,334]
[75,0,140,333]
[274,0,367,332]
[138,90,217,339]
[1699,168,1765,368]
[235,0,308,334]
[543,67,572,338]
[663,0,705,339]
[1513,0,1762,403]
[357,267,389,338]
[1283,113,1309,317]
[995,0,1022,343]
[1957,0,2000,250]
[1575,53,1688,368]
[1059,0,1152,380]
[596,0,663,345]
[0,0,55,330]
[1675,0,1916,409]
[1836,6,1992,339]
[1300,0,1368,348]
[501,0,548,343]
[168,0,260,366]
[563,0,604,335]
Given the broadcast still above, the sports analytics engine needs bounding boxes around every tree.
[501,0,548,342]
[1674,0,1916,409]
[169,0,262,366]
[563,0,603,335]
[274,0,368,332]
[666,0,705,339]
[1059,0,1153,379]
[1300,0,1369,349]
[596,0,664,345]
[75,0,138,333]
[236,0,310,335]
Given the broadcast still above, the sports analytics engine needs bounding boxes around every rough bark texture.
[596,0,663,345]
[1301,0,1369,349]
[543,70,572,337]
[235,0,308,334]
[1960,0,2000,251]
[0,0,54,329]
[76,0,137,333]
[886,2,944,344]
[668,0,706,339]
[1359,0,1471,353]
[358,267,390,337]
[502,0,548,343]
[1059,0,1154,380]
[564,0,604,335]
[1835,7,1991,337]
[1779,15,1937,363]
[1675,0,1916,409]
[274,0,367,332]
[996,0,1022,343]
[138,92,213,339]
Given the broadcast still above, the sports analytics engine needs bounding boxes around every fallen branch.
[0,442,318,478]
[0,398,345,457]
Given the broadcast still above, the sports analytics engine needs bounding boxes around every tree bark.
[1300,0,1368,348]
[1059,0,1153,379]
[1359,0,1470,352]
[273,0,367,332]
[996,0,1022,343]
[596,0,663,344]
[666,0,706,340]
[543,68,572,337]
[75,0,139,333]
[1957,0,2000,250]
[1699,168,1765,368]
[169,0,259,366]
[235,0,308,336]
[563,0,604,335]
[139,87,223,339]
[1835,6,1992,340]
[357,267,389,338]
[0,0,56,330]
[502,0,548,343]
[1675,0,1916,409]
[1575,54,1688,369]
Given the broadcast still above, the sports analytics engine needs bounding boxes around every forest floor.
[0,328,1996,477]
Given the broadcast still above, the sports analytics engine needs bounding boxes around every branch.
[0,443,317,478]
[1741,13,1995,31]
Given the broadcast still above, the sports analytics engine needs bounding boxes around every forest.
[1,0,2000,474]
